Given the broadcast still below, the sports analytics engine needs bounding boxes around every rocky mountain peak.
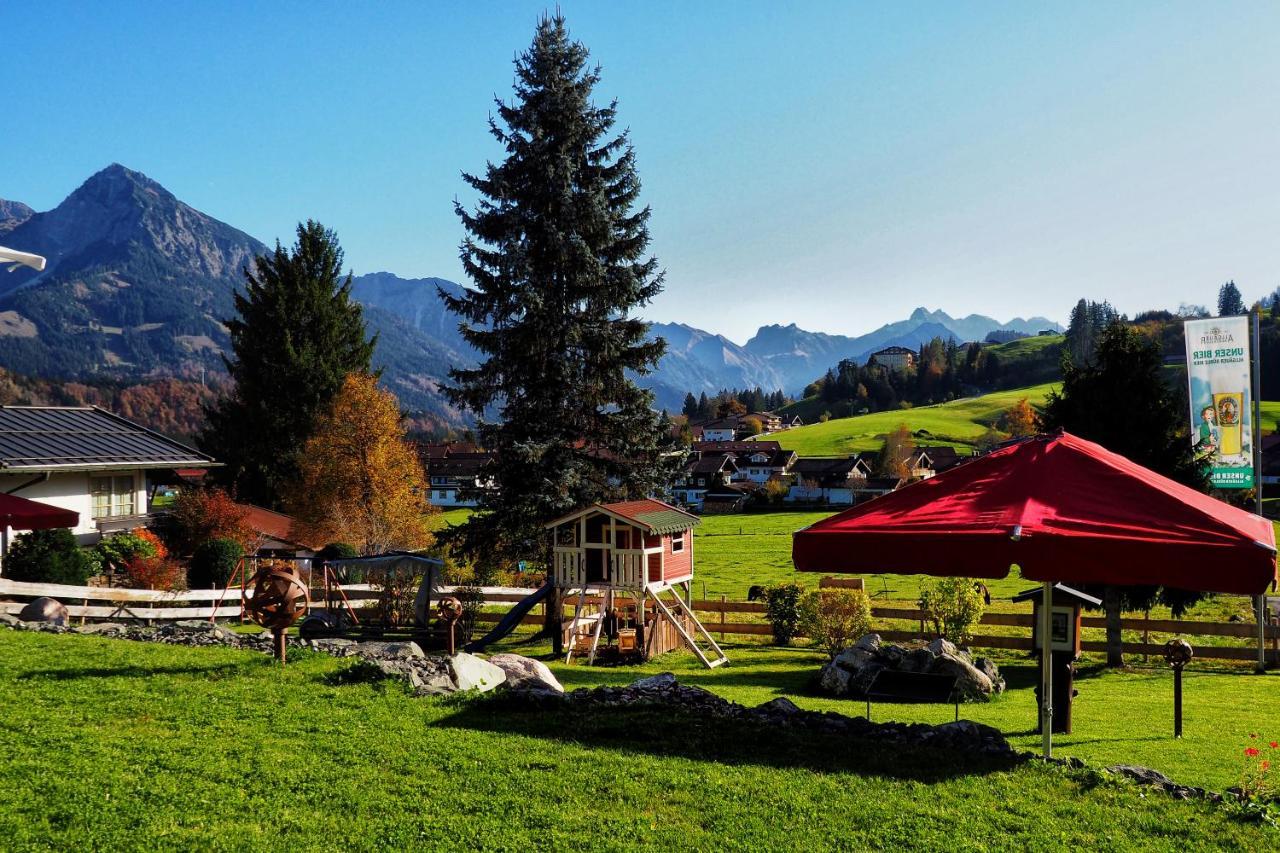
[0,199,35,235]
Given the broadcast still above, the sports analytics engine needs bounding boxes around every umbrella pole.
[1,526,7,576]
[1041,580,1053,759]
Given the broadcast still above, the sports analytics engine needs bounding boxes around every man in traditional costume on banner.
[1197,404,1219,456]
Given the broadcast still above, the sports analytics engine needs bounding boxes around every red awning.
[0,492,79,531]
[793,432,1277,596]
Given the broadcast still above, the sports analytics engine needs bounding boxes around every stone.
[447,653,506,693]
[819,663,852,695]
[0,613,21,627]
[974,657,1005,693]
[854,633,881,651]
[632,672,678,690]
[74,623,127,635]
[309,637,357,654]
[932,652,995,701]
[19,597,68,626]
[832,645,875,671]
[925,637,958,658]
[1106,765,1176,788]
[755,697,800,716]
[488,654,564,694]
[174,619,210,630]
[351,641,425,661]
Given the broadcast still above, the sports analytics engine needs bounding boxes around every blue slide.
[464,584,553,652]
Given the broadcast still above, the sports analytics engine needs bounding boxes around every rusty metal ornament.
[1163,638,1194,668]
[246,562,310,663]
[437,595,463,655]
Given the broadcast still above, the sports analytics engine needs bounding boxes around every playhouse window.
[671,531,685,553]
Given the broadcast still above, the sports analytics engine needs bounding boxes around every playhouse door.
[585,548,607,584]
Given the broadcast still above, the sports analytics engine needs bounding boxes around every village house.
[691,440,796,483]
[785,456,872,505]
[698,418,741,442]
[671,455,738,510]
[868,345,916,372]
[0,406,216,544]
[426,451,497,507]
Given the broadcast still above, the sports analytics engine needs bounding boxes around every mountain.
[0,165,467,426]
[0,199,34,234]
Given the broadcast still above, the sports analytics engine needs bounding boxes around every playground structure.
[543,499,728,668]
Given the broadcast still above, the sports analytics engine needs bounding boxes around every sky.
[3,2,1278,342]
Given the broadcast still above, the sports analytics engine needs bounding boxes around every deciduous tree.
[1004,397,1038,437]
[877,423,915,479]
[289,373,435,555]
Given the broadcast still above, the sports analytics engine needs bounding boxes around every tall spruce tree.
[440,15,671,569]
[1218,280,1246,316]
[202,221,375,508]
[1041,321,1207,666]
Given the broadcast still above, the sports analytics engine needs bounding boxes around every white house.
[427,451,496,507]
[785,456,871,505]
[0,406,216,544]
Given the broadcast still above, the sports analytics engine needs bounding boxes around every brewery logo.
[1199,326,1235,345]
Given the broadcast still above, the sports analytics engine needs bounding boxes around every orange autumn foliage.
[289,373,436,555]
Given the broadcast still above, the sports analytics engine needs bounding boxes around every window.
[91,475,136,519]
[671,531,685,553]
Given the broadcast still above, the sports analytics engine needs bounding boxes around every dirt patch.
[0,310,38,338]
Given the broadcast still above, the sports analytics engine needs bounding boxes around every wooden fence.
[4,578,1277,663]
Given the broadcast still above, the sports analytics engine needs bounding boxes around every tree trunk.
[1104,586,1124,668]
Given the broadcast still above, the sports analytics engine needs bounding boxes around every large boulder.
[488,654,563,695]
[377,653,508,696]
[19,597,68,626]
[350,641,425,661]
[932,652,995,701]
[450,653,507,692]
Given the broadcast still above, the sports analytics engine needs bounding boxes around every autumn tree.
[167,487,252,555]
[202,221,376,508]
[877,424,916,479]
[289,373,435,555]
[1004,397,1038,437]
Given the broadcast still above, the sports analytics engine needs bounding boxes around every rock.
[901,647,934,673]
[632,672,678,690]
[974,657,1005,694]
[755,697,801,716]
[832,645,875,671]
[932,652,994,701]
[488,654,564,694]
[854,633,881,651]
[820,663,852,695]
[309,637,357,654]
[19,597,68,626]
[447,653,506,693]
[925,637,958,658]
[351,641,425,661]
[0,613,21,627]
[174,619,210,630]
[74,623,127,635]
[1106,764,1175,788]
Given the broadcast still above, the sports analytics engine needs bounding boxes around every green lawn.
[2,631,1275,850]
[767,383,1058,456]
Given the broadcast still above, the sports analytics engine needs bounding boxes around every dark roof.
[687,455,737,475]
[791,456,866,485]
[546,499,700,535]
[922,445,964,471]
[1012,583,1102,607]
[857,477,904,492]
[694,440,781,455]
[429,452,495,477]
[871,346,916,356]
[419,441,480,460]
[0,406,215,471]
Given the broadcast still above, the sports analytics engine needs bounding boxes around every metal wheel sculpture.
[246,562,310,664]
[437,595,463,655]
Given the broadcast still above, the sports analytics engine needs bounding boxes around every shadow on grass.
[432,696,1020,783]
[18,662,251,681]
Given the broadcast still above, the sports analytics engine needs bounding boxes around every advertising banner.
[1184,316,1254,489]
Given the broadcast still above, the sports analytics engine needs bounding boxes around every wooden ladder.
[646,587,728,669]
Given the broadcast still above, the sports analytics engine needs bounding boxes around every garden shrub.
[762,582,804,645]
[4,528,91,585]
[453,584,485,643]
[799,588,873,658]
[367,565,424,627]
[919,577,986,644]
[125,555,188,591]
[317,542,358,562]
[167,487,251,554]
[189,537,243,588]
[94,529,164,575]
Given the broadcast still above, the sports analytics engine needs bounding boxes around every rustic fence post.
[719,594,726,641]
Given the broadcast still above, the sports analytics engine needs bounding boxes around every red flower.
[1245,747,1261,757]
[1271,741,1278,749]
[1263,760,1272,771]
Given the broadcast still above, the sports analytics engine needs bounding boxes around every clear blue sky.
[4,2,1278,342]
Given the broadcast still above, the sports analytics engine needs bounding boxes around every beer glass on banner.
[1213,392,1244,457]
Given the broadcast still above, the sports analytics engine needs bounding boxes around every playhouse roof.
[545,499,700,535]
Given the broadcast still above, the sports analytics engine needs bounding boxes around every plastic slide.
[464,583,553,651]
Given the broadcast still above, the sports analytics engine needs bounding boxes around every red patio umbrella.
[792,431,1277,755]
[0,493,79,567]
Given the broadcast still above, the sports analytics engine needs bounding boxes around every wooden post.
[1041,581,1054,759]
[548,586,564,657]
[719,594,726,641]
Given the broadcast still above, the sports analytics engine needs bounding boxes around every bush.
[167,488,250,554]
[94,530,164,575]
[189,537,243,588]
[453,584,485,644]
[4,528,91,585]
[125,555,188,591]
[318,542,358,562]
[799,588,873,658]
[762,582,804,646]
[919,577,986,644]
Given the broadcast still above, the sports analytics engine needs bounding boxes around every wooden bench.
[863,670,960,722]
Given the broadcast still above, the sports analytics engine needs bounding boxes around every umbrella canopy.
[0,492,78,531]
[0,246,46,273]
[794,431,1276,596]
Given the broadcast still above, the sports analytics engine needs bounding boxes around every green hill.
[767,383,1057,456]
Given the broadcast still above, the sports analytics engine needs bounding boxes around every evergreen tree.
[202,221,375,508]
[696,391,714,420]
[440,15,671,569]
[1040,322,1207,666]
[1218,279,1246,316]
[681,392,699,419]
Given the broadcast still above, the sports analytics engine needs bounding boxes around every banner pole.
[1254,310,1266,673]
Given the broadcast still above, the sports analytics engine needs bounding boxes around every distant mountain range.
[0,165,1061,421]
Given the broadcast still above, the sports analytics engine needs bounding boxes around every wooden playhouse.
[545,499,727,668]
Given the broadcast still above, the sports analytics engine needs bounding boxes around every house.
[0,406,216,544]
[544,499,726,667]
[868,345,916,372]
[671,455,738,510]
[700,481,757,514]
[691,440,796,483]
[785,456,871,505]
[779,414,805,429]
[237,504,318,560]
[851,476,904,502]
[699,418,741,442]
[426,450,496,507]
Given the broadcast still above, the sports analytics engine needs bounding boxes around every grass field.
[2,631,1275,850]
[765,383,1058,456]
